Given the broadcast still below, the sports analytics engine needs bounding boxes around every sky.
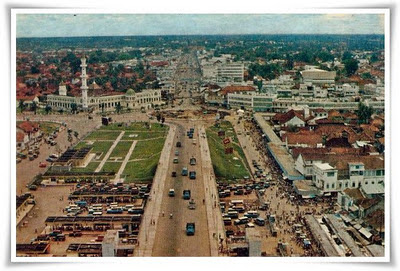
[16,13,385,38]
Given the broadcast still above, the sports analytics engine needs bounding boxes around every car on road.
[183,190,191,200]
[189,171,196,179]
[181,167,188,176]
[168,189,175,197]
[186,223,195,236]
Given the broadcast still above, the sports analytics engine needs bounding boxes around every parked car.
[168,189,175,197]
[255,218,266,226]
[171,171,177,177]
[39,162,47,168]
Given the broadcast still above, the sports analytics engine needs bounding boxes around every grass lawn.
[39,122,61,135]
[206,121,250,181]
[123,154,160,183]
[109,141,134,159]
[70,162,100,172]
[101,122,168,132]
[101,162,122,173]
[85,130,122,141]
[121,131,167,141]
[129,138,165,160]
[75,141,114,160]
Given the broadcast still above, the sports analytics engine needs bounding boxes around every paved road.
[151,120,211,256]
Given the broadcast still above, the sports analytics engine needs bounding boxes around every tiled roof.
[16,132,25,143]
[18,121,39,133]
[283,130,322,147]
[292,147,365,159]
[273,110,305,124]
[300,152,384,170]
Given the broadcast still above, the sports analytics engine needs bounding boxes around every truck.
[186,223,195,236]
[183,190,191,200]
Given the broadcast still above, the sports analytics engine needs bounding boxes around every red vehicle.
[39,162,47,168]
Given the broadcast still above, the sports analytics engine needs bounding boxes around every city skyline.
[16,13,385,38]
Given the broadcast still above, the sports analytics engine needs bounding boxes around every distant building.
[300,69,336,85]
[227,92,274,112]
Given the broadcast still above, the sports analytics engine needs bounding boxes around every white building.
[46,57,163,112]
[227,92,274,112]
[295,154,385,195]
[216,63,244,83]
[336,83,359,97]
[300,69,336,85]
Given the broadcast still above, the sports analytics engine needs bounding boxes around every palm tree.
[18,100,26,112]
[45,104,52,114]
[71,103,78,114]
[30,101,38,114]
[115,103,122,114]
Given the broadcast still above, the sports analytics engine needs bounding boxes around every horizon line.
[16,33,385,39]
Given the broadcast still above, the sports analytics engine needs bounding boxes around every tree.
[357,102,374,124]
[70,103,78,114]
[344,59,359,76]
[18,100,26,112]
[74,131,79,139]
[45,104,52,114]
[115,103,122,114]
[30,101,38,114]
[342,51,353,62]
[30,66,40,74]
[255,80,263,92]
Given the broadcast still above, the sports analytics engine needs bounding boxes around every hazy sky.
[16,13,385,37]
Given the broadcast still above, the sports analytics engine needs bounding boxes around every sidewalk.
[135,124,176,257]
[95,131,125,172]
[199,125,226,256]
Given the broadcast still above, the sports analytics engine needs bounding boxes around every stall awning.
[359,228,373,239]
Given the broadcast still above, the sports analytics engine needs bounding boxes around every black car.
[171,171,177,177]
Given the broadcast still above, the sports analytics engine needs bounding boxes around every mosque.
[46,56,163,112]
